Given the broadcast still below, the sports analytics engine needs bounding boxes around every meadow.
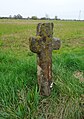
[0,19,84,119]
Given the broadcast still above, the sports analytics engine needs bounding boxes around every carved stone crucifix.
[29,23,61,96]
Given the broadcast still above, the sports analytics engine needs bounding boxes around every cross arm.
[52,37,61,50]
[29,36,42,53]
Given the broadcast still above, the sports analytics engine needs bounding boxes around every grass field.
[0,19,84,119]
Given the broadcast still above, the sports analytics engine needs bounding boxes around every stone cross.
[29,23,61,96]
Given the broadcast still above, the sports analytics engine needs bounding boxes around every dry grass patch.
[73,70,84,82]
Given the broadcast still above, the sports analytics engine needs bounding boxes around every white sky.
[0,0,84,20]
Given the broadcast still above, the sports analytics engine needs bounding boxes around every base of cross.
[38,79,54,96]
[29,23,61,96]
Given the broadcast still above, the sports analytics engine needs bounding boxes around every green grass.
[0,19,84,119]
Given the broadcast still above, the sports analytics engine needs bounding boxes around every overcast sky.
[0,0,84,20]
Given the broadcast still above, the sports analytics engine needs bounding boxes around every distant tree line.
[1,14,83,21]
[0,14,60,20]
[0,14,22,19]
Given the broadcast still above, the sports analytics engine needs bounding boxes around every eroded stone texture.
[52,38,61,50]
[29,23,61,96]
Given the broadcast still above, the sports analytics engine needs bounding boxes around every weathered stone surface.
[52,37,61,50]
[29,23,61,96]
[29,36,42,53]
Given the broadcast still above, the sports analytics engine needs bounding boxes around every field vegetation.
[0,19,84,119]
